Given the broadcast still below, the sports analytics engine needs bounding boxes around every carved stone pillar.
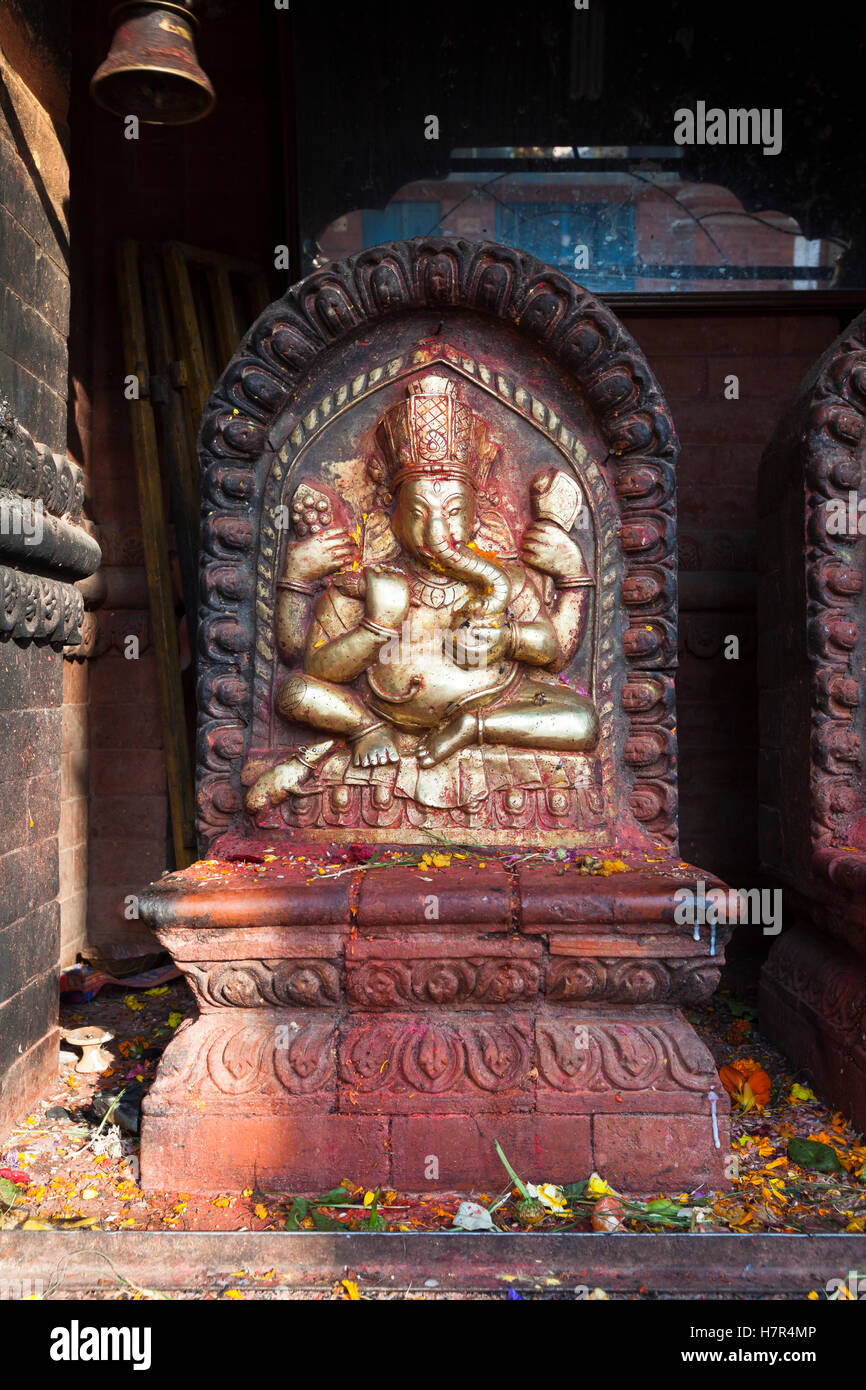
[759,311,866,1129]
[138,238,731,1193]
[0,401,101,1133]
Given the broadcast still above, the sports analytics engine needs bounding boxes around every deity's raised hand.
[282,527,358,586]
[521,519,587,583]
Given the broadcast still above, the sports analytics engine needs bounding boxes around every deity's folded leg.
[275,671,373,735]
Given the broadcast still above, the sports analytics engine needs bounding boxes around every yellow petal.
[789,1083,817,1103]
[587,1172,618,1199]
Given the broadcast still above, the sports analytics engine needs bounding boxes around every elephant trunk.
[424,531,511,619]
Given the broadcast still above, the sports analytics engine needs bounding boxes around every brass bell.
[90,2,215,125]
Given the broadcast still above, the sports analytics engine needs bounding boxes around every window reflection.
[316,160,844,294]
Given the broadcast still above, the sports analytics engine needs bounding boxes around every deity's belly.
[366,630,513,729]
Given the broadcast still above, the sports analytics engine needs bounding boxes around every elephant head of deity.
[369,373,512,620]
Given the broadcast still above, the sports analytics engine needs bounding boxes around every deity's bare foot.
[352,724,400,768]
[415,710,476,768]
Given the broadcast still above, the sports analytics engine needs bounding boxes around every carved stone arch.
[196,237,679,853]
[759,310,866,1134]
[758,310,866,894]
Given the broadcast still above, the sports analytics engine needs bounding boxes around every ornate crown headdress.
[378,373,496,493]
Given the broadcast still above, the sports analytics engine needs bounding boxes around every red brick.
[58,793,87,846]
[690,441,759,491]
[89,650,160,705]
[59,890,87,957]
[622,314,780,358]
[62,659,88,703]
[0,974,58,1076]
[90,470,145,521]
[141,1113,390,1194]
[706,356,809,400]
[58,846,76,899]
[0,710,61,782]
[593,1114,730,1191]
[61,749,89,800]
[391,1115,591,1190]
[0,899,59,992]
[90,702,163,749]
[0,839,58,927]
[61,701,88,752]
[679,482,756,531]
[89,838,167,886]
[700,316,781,355]
[0,1028,59,1138]
[777,315,840,355]
[0,772,59,847]
[0,641,61,710]
[620,315,708,356]
[761,931,866,1134]
[674,399,779,447]
[91,748,166,796]
[539,1088,713,1115]
[90,794,166,841]
[651,354,707,398]
[86,885,159,955]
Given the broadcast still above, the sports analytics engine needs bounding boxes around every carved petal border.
[0,399,99,644]
[796,319,866,864]
[196,237,679,851]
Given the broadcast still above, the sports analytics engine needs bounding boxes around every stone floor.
[1,959,863,1270]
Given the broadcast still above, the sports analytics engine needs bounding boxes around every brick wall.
[59,657,90,963]
[0,1,71,1134]
[621,309,847,901]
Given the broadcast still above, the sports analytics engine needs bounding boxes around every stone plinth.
[139,853,730,1193]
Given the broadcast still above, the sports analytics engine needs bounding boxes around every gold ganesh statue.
[246,373,600,818]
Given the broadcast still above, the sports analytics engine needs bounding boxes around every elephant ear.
[475,502,518,560]
[361,507,400,564]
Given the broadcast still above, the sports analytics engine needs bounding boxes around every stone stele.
[138,237,733,1194]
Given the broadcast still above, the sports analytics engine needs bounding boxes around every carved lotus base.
[142,1000,733,1195]
[138,855,732,1193]
[141,1004,728,1193]
[761,927,866,1133]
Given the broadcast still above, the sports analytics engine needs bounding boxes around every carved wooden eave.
[195,236,680,854]
[0,399,101,647]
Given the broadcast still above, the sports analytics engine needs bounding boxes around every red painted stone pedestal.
[139,856,730,1193]
[761,922,866,1135]
[758,311,866,1134]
